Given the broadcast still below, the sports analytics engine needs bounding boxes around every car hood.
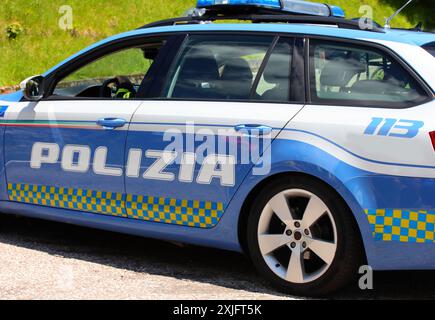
[0,91,23,103]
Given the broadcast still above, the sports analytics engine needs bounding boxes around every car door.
[4,36,171,218]
[124,34,305,228]
[287,38,435,242]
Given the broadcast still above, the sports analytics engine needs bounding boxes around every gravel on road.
[0,214,434,300]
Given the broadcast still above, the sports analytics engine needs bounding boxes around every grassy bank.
[0,0,415,86]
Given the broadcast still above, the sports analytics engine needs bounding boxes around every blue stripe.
[281,128,435,170]
[9,118,435,171]
[130,121,236,128]
[131,122,435,171]
[3,120,101,124]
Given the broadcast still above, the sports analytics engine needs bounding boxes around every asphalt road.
[0,214,434,300]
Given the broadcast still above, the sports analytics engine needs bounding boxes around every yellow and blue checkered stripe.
[7,183,225,229]
[126,195,224,228]
[365,209,435,243]
[8,183,126,217]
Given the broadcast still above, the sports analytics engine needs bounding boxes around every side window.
[53,40,166,98]
[309,40,428,107]
[162,35,275,101]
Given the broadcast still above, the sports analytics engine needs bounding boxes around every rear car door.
[4,36,172,218]
[124,34,304,228]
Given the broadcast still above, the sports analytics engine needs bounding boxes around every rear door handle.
[235,124,273,136]
[97,118,126,130]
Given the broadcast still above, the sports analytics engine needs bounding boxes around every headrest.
[320,58,366,87]
[178,48,219,82]
[221,58,253,81]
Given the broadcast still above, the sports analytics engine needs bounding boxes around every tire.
[246,175,364,296]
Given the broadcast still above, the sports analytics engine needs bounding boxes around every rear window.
[423,42,435,57]
[309,40,429,108]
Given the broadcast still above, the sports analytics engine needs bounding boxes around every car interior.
[51,39,426,104]
[52,41,165,99]
[165,39,291,102]
[167,45,265,100]
[314,45,424,102]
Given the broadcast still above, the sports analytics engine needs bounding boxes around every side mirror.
[20,75,45,101]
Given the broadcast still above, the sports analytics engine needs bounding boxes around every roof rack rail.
[197,0,346,18]
[139,13,385,33]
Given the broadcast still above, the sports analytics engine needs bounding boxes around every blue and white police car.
[0,0,434,295]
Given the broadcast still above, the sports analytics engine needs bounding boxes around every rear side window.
[162,35,275,101]
[309,40,429,108]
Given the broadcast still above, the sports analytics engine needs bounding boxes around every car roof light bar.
[196,0,346,18]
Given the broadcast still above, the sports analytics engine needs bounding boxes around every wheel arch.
[237,171,368,264]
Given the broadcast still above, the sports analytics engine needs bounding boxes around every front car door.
[4,35,172,218]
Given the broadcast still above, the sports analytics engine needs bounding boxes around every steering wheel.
[100,77,119,98]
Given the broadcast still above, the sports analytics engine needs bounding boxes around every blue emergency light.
[196,0,346,18]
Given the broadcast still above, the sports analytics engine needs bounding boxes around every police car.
[0,0,434,296]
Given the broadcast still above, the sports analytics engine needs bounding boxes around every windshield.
[423,42,435,57]
[425,47,435,57]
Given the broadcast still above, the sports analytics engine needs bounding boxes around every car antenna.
[384,0,414,29]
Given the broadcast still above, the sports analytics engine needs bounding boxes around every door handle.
[97,118,126,130]
[235,124,273,136]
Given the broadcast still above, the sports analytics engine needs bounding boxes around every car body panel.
[0,91,23,102]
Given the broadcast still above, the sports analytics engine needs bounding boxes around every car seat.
[172,48,220,99]
[220,58,254,99]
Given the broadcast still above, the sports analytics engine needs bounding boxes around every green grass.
[0,0,196,86]
[0,0,416,86]
[59,48,153,83]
